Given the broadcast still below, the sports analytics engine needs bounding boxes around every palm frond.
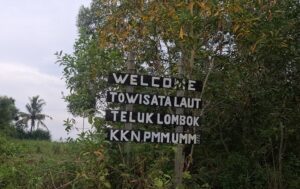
[20,96,51,132]
[38,120,49,131]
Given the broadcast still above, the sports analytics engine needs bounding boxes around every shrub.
[15,129,51,141]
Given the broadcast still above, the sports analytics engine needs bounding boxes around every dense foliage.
[13,128,51,140]
[17,95,52,133]
[0,95,51,141]
[53,0,298,188]
[0,96,18,134]
[0,136,77,188]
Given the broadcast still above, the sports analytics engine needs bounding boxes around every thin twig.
[186,57,215,170]
[56,178,78,189]
[117,143,126,165]
[49,171,57,189]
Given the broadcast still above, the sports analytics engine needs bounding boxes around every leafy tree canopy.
[57,0,300,188]
[17,96,52,133]
[0,96,18,129]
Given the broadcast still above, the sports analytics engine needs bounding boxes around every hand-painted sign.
[107,91,202,109]
[105,72,202,145]
[106,129,200,144]
[105,110,201,127]
[108,73,202,92]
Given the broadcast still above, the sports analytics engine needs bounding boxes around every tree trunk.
[30,119,35,133]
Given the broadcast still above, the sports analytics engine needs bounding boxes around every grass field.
[0,136,81,189]
[0,132,112,189]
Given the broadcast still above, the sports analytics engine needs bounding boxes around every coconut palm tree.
[17,96,52,133]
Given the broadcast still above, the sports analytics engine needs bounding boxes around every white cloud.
[0,0,92,140]
[0,0,91,75]
[0,62,90,140]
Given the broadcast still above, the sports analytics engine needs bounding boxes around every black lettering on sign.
[107,73,202,92]
[106,129,200,144]
[107,91,202,109]
[105,110,201,127]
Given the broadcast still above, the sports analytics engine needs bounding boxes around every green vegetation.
[0,96,18,136]
[17,95,52,133]
[0,132,177,189]
[1,0,299,188]
[56,0,299,188]
[0,95,51,141]
[0,135,78,188]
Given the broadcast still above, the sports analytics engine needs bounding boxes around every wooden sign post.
[125,52,135,164]
[174,59,185,187]
[105,70,202,187]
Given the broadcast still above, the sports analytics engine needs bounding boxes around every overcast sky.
[0,0,91,140]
